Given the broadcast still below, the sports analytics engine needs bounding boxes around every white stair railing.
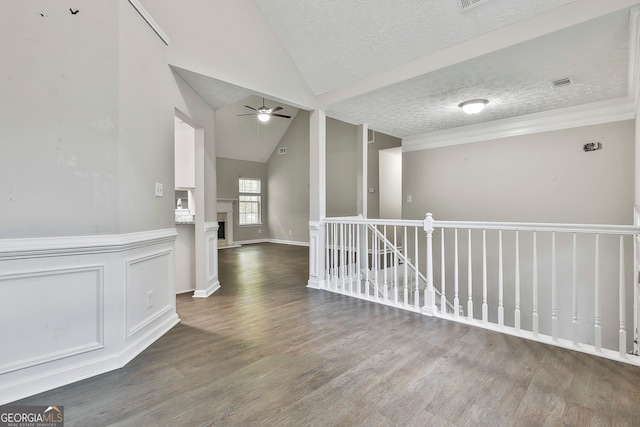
[320,214,640,366]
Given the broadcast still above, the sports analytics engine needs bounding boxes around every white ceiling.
[172,0,640,160]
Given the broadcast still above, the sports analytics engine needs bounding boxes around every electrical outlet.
[289,230,292,236]
[155,182,163,197]
[258,228,262,234]
[147,290,153,309]
[407,195,412,203]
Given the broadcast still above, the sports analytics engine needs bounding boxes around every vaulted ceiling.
[172,0,640,160]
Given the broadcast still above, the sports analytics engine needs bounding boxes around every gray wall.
[367,132,402,218]
[267,111,311,243]
[0,2,218,239]
[217,157,268,242]
[0,2,120,238]
[403,120,634,224]
[326,118,358,217]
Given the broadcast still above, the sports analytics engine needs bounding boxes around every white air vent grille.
[550,77,573,88]
[278,147,287,155]
[458,0,491,12]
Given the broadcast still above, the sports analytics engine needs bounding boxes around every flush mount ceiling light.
[458,99,489,115]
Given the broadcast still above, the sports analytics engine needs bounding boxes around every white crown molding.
[0,229,177,260]
[205,222,220,233]
[402,97,636,152]
[128,0,169,45]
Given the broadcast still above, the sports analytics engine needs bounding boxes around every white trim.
[234,238,269,245]
[127,0,170,45]
[402,98,635,151]
[119,314,179,367]
[268,239,310,247]
[205,221,219,233]
[0,229,177,260]
[193,281,220,298]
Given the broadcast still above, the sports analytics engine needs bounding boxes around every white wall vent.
[457,0,492,12]
[278,147,287,155]
[550,77,573,88]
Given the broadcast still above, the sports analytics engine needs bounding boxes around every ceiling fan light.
[458,99,488,114]
[257,113,270,122]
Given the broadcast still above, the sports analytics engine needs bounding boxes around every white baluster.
[356,224,361,295]
[365,225,370,298]
[404,226,408,306]
[415,227,420,310]
[454,228,459,318]
[347,224,353,294]
[482,229,488,324]
[333,224,340,291]
[350,223,355,294]
[441,228,446,315]
[619,235,626,358]
[340,223,346,291]
[572,233,578,347]
[374,226,379,300]
[533,231,539,336]
[551,231,557,341]
[393,226,398,304]
[383,225,388,301]
[498,230,504,327]
[468,229,473,321]
[325,224,330,288]
[595,234,601,352]
[515,231,521,333]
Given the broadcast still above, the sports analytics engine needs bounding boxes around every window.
[238,178,262,225]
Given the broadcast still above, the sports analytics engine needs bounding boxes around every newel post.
[422,213,437,316]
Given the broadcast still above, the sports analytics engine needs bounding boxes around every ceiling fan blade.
[271,113,291,119]
[270,106,283,113]
[236,113,257,116]
[243,105,257,111]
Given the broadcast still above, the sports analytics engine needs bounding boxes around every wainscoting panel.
[0,266,104,374]
[0,229,178,405]
[126,250,173,337]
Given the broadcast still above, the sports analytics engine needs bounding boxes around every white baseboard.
[269,239,309,247]
[234,238,269,245]
[193,281,220,298]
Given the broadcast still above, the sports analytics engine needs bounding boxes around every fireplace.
[218,221,226,240]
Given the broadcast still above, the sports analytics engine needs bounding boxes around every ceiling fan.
[237,98,291,122]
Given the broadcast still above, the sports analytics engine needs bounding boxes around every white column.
[356,124,368,218]
[308,108,326,289]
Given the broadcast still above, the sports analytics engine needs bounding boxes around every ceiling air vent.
[457,0,492,12]
[550,77,573,88]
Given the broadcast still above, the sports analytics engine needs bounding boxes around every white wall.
[138,0,315,109]
[379,147,402,219]
[174,122,195,189]
[0,2,120,238]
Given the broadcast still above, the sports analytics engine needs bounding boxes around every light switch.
[155,182,163,197]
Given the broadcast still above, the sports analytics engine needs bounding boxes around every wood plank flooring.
[14,243,640,426]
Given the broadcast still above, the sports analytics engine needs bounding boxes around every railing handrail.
[323,216,640,236]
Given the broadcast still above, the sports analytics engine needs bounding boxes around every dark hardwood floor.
[14,243,640,426]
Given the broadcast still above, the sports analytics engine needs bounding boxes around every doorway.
[378,147,402,219]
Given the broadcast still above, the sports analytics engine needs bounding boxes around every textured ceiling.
[325,9,630,138]
[254,0,577,95]
[170,1,638,158]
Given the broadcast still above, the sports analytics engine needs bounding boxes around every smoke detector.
[457,0,492,12]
